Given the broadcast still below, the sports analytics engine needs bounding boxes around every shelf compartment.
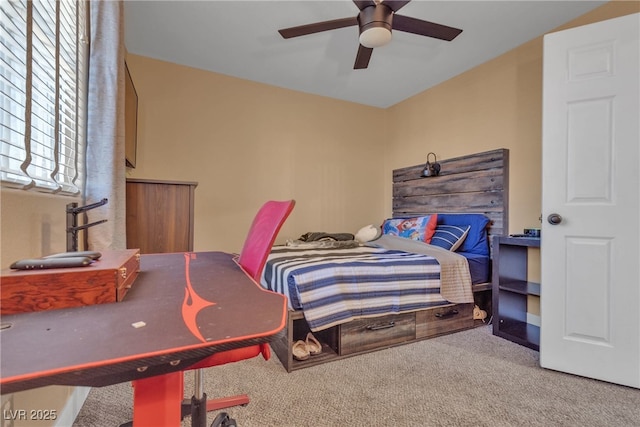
[492,235,541,350]
[496,317,540,351]
[498,280,540,296]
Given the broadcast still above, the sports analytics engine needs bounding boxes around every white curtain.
[85,0,126,250]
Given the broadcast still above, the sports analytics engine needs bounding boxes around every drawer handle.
[435,309,459,319]
[366,321,395,331]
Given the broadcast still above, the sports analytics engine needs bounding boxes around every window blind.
[0,0,88,195]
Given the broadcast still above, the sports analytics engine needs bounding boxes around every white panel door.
[540,13,640,388]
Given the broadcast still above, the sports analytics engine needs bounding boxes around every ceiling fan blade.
[352,0,376,11]
[382,1,412,12]
[392,14,462,41]
[354,44,373,69]
[278,17,358,39]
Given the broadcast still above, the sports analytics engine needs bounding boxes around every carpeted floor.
[73,326,640,427]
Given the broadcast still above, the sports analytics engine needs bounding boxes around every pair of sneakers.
[292,332,322,361]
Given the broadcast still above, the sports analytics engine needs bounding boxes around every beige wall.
[0,190,73,265]
[0,190,85,425]
[125,55,388,253]
[2,5,635,265]
[126,3,638,252]
[385,38,543,233]
[1,1,637,423]
[384,1,639,234]
[382,1,637,322]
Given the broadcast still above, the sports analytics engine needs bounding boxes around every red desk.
[0,252,287,425]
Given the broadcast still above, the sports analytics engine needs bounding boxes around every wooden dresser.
[126,179,198,254]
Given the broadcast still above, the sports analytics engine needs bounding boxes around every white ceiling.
[124,0,607,108]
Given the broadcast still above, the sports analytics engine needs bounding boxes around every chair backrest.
[237,200,295,282]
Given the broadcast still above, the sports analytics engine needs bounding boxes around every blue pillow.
[431,225,470,251]
[437,214,490,255]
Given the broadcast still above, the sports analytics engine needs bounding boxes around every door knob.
[547,213,563,225]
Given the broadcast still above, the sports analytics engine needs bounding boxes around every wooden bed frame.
[271,148,509,372]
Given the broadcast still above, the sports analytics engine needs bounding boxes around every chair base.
[211,412,237,427]
[199,394,249,412]
[180,394,247,427]
[120,374,247,427]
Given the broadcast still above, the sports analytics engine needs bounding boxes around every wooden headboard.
[392,148,509,245]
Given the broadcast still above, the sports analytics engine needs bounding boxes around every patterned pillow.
[430,225,471,251]
[382,214,438,243]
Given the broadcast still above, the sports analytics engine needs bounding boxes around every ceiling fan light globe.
[359,27,392,48]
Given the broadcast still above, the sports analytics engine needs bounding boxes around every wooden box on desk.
[0,249,140,315]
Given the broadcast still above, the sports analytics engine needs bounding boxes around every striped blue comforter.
[261,244,451,331]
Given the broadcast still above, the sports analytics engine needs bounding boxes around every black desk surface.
[0,252,287,394]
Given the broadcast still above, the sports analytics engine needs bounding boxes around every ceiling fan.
[278,0,463,70]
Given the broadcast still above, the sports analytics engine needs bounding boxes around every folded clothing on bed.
[298,232,355,242]
[286,231,359,249]
[285,239,360,249]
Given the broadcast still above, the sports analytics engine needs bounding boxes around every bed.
[263,148,509,371]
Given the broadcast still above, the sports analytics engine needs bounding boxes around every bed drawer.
[339,312,416,356]
[415,303,474,339]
